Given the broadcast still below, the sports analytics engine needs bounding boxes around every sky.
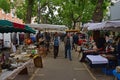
[111,0,120,3]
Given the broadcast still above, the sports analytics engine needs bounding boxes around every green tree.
[14,0,110,30]
[15,0,36,23]
[91,0,110,42]
[25,0,35,23]
[92,0,110,22]
[55,0,96,29]
[15,0,50,23]
[0,0,11,13]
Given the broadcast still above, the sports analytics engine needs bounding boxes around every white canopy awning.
[86,20,120,31]
[87,22,105,30]
[26,24,68,31]
[82,23,101,31]
[83,23,101,28]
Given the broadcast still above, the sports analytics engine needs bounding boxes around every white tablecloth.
[86,55,108,64]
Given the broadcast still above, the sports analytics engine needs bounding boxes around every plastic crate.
[102,68,114,75]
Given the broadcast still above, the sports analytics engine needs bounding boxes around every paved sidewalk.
[14,42,114,80]
[30,42,95,80]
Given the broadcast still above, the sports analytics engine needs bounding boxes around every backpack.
[54,37,59,46]
[66,37,70,46]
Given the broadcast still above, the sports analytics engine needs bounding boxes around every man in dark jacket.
[73,33,79,51]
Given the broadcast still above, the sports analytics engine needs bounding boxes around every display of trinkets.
[0,48,11,70]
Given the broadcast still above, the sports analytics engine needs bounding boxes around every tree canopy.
[0,0,11,13]
[0,0,111,29]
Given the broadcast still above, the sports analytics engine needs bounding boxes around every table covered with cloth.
[0,59,34,80]
[86,55,108,68]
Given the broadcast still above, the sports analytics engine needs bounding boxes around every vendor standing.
[45,32,51,52]
[36,31,43,47]
[96,34,106,51]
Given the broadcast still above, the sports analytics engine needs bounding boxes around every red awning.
[13,22,25,29]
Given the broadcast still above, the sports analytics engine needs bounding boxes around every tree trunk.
[25,0,34,38]
[92,0,104,22]
[25,0,34,24]
[73,21,76,29]
[92,0,104,42]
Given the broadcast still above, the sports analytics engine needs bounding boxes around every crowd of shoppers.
[30,31,120,65]
[34,31,87,61]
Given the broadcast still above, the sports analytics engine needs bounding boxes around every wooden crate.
[34,56,43,68]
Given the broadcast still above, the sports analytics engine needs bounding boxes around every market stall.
[0,53,35,80]
[82,20,120,75]
[26,24,67,32]
[65,29,79,32]
[86,20,120,31]
[0,20,37,80]
[0,20,36,33]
